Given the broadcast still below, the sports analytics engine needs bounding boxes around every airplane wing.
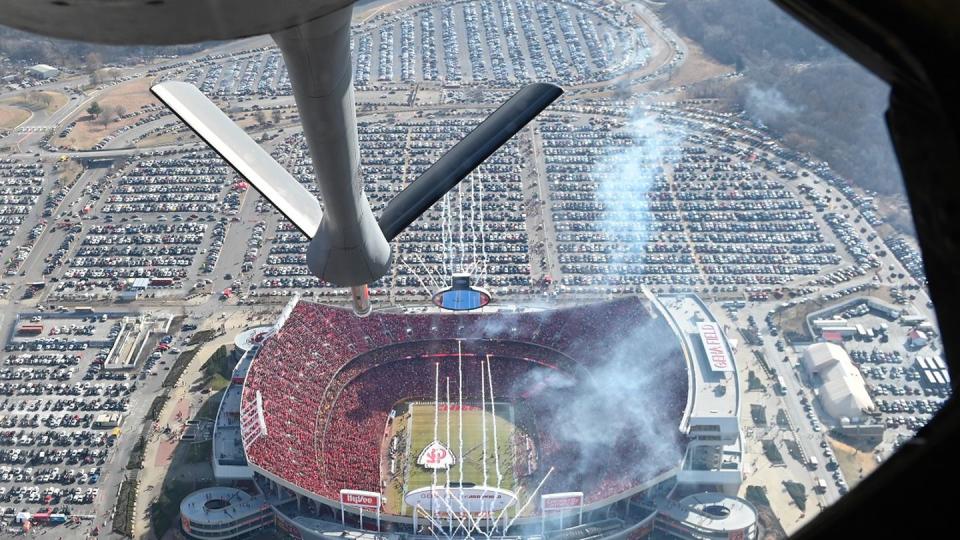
[378,82,562,241]
[151,81,323,238]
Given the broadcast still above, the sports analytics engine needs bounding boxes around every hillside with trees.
[662,0,904,196]
[0,26,208,72]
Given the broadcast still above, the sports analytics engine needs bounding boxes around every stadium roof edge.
[659,294,740,430]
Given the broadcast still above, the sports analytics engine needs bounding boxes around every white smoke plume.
[744,83,800,124]
[594,106,686,280]
[508,313,686,491]
[490,107,691,492]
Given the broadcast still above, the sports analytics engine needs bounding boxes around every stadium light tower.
[0,0,561,316]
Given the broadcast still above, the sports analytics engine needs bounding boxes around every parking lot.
[0,317,129,516]
[0,307,189,531]
[137,0,661,95]
[840,313,949,449]
[1,1,695,309]
[33,151,240,301]
[22,100,923,308]
[252,114,533,298]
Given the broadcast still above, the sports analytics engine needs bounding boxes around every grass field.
[0,106,30,129]
[402,402,517,514]
[59,78,158,149]
[0,90,68,114]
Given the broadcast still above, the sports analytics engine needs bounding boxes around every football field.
[403,402,517,513]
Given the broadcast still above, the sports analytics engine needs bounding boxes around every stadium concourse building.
[189,292,753,540]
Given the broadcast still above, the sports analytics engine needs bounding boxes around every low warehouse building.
[27,64,59,79]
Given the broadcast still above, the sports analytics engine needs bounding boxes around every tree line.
[0,26,208,75]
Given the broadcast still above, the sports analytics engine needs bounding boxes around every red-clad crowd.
[240,297,687,505]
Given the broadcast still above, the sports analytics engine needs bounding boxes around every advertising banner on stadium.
[541,492,584,532]
[697,322,734,372]
[405,486,517,514]
[339,489,382,532]
[339,490,381,509]
[541,492,584,511]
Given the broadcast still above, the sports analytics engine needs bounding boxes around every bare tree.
[271,109,282,124]
[84,52,103,73]
[97,105,117,127]
[254,110,266,125]
[115,105,127,118]
[25,91,43,107]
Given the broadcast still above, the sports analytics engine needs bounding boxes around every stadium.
[199,291,752,540]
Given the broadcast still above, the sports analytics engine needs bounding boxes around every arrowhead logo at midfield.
[417,440,456,470]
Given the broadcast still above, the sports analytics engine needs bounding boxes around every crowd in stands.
[240,296,687,507]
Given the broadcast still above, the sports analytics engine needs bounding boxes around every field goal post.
[541,491,584,534]
[339,489,382,532]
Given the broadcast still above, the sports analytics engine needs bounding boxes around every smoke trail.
[467,313,512,338]
[459,308,560,343]
[509,313,686,490]
[743,83,799,125]
[514,367,575,400]
[593,106,685,283]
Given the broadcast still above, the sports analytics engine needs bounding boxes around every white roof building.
[130,277,150,290]
[27,64,59,79]
[803,343,874,421]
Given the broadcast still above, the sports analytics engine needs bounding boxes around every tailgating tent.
[803,343,874,420]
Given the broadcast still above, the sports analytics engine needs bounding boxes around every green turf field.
[403,402,516,513]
